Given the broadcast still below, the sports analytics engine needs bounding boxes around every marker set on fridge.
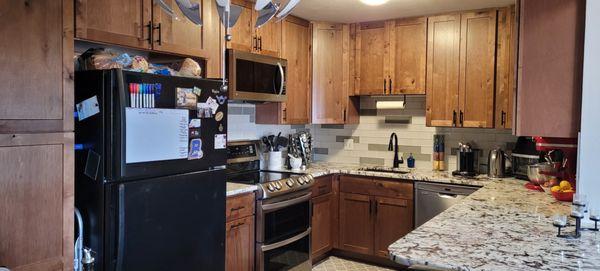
[129,83,161,108]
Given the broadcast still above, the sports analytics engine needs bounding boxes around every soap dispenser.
[407,153,415,168]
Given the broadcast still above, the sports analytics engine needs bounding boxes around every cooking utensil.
[262,136,272,151]
[527,163,556,185]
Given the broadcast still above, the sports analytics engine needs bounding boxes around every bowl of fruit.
[550,181,575,202]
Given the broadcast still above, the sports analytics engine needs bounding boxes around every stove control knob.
[305,177,312,183]
[274,181,282,190]
[286,179,294,187]
[267,183,275,192]
[296,178,304,185]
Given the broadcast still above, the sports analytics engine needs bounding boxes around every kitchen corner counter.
[226,182,257,197]
[388,178,600,271]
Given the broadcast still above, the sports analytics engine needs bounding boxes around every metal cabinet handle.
[374,200,378,214]
[230,206,244,212]
[229,221,246,230]
[153,23,162,45]
[141,21,153,45]
[388,78,392,93]
[343,108,347,122]
[501,111,506,126]
[452,110,457,126]
[459,110,464,126]
[282,108,287,121]
[383,79,387,94]
[253,36,258,50]
[258,36,263,51]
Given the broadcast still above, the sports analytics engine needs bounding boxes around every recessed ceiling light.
[360,0,389,6]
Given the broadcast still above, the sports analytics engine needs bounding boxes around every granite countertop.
[388,178,600,271]
[226,182,257,197]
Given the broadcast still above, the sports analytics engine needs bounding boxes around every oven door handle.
[261,227,311,252]
[261,192,312,212]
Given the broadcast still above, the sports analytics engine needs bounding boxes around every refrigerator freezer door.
[105,169,226,271]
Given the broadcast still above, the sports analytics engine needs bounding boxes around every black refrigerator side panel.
[114,71,228,181]
[104,170,226,271]
[74,70,115,271]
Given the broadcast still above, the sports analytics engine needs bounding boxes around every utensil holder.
[268,151,283,170]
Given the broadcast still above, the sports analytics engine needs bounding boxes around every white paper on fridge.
[125,108,189,164]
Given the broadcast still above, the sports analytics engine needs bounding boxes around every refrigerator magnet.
[197,103,212,118]
[76,96,100,121]
[188,138,203,160]
[214,111,224,122]
[189,118,201,128]
[216,95,227,105]
[176,88,197,109]
[206,97,219,114]
[189,128,201,139]
[193,86,202,97]
[218,124,224,132]
[215,134,227,149]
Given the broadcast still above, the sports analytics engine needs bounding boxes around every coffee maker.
[452,142,480,177]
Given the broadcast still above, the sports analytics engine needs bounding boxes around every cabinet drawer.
[312,175,333,197]
[372,178,414,200]
[226,192,255,222]
[339,175,375,195]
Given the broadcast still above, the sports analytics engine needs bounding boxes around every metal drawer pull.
[230,206,244,211]
[230,222,245,229]
[261,228,311,252]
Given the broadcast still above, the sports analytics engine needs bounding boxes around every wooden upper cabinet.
[1,0,73,133]
[0,133,74,271]
[255,16,311,124]
[458,10,497,128]
[75,0,152,49]
[496,6,516,129]
[516,0,584,138]
[255,17,282,57]
[227,0,255,52]
[152,0,206,57]
[389,17,427,95]
[373,196,413,258]
[425,14,460,127]
[312,23,351,124]
[338,192,373,255]
[355,21,387,95]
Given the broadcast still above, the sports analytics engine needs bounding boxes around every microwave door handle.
[277,62,285,96]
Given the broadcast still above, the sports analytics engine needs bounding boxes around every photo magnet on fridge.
[192,86,202,97]
[214,111,224,122]
[215,134,227,149]
[188,138,203,160]
[206,97,219,114]
[189,118,201,128]
[176,87,197,109]
[189,128,201,139]
[197,103,213,118]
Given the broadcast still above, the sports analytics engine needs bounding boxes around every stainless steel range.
[227,140,314,271]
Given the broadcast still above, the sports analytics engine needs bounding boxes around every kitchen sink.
[358,167,411,174]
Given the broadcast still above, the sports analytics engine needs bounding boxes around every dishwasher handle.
[437,192,459,199]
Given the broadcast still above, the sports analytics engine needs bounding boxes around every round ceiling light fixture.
[359,0,389,6]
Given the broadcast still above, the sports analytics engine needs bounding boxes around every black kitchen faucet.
[388,133,404,168]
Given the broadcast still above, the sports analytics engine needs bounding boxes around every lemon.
[563,189,574,193]
[551,186,561,193]
[559,181,572,191]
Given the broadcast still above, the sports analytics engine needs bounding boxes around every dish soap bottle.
[407,153,415,168]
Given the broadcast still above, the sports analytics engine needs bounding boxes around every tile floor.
[312,256,396,271]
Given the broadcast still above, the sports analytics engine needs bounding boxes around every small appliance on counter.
[512,136,542,180]
[487,147,511,178]
[452,142,480,177]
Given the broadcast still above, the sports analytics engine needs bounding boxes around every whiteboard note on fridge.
[125,108,189,164]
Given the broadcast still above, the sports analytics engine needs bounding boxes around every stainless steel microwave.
[227,49,287,102]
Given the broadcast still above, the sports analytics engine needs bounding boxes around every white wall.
[577,1,600,211]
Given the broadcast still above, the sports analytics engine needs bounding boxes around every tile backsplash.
[227,96,517,172]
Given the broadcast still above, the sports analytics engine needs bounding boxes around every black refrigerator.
[74,69,228,271]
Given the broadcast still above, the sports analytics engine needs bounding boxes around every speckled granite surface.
[388,178,600,271]
[226,182,257,197]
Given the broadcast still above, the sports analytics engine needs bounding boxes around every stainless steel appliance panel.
[415,182,478,227]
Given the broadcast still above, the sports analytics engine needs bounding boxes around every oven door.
[227,49,287,102]
[256,191,312,271]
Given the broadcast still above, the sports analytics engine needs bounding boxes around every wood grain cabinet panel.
[255,17,282,57]
[495,6,516,129]
[227,0,255,52]
[516,0,585,137]
[151,0,207,57]
[389,17,427,95]
[458,10,497,128]
[75,0,152,49]
[225,216,255,271]
[311,193,333,259]
[1,0,73,133]
[373,196,414,258]
[338,192,373,255]
[0,133,74,271]
[425,14,461,127]
[355,22,387,95]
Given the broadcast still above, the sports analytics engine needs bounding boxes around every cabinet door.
[225,216,255,271]
[425,14,460,127]
[339,193,373,255]
[1,0,74,133]
[152,0,206,57]
[282,17,311,124]
[355,22,387,95]
[0,133,73,270]
[255,18,282,57]
[495,6,516,129]
[311,193,333,259]
[373,196,413,258]
[227,0,255,52]
[516,0,584,138]
[389,17,427,95]
[75,0,152,49]
[312,23,348,124]
[458,10,497,128]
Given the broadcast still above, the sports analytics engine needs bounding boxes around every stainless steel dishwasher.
[415,182,479,227]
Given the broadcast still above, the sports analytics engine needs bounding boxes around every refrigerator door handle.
[116,184,126,271]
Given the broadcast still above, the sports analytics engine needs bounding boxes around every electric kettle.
[488,148,510,178]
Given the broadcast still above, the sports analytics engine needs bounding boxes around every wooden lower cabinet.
[311,193,334,259]
[226,216,255,271]
[0,133,74,270]
[226,192,255,271]
[339,192,373,255]
[373,196,413,258]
